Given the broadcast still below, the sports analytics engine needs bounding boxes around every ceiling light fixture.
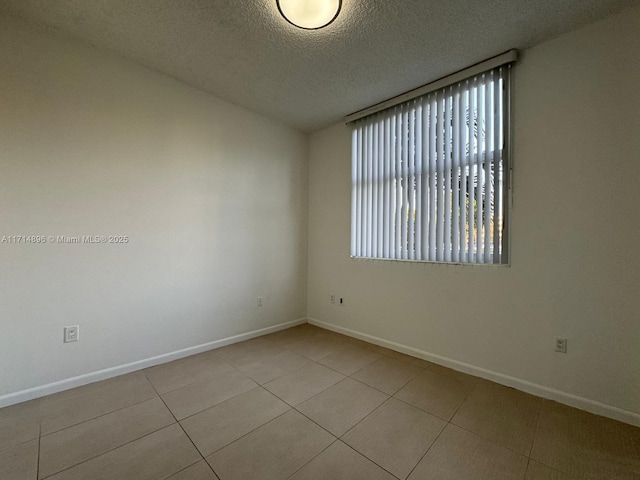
[277,0,342,30]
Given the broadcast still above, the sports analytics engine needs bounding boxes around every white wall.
[0,16,308,399]
[307,7,640,422]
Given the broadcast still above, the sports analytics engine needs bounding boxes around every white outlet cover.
[64,325,79,343]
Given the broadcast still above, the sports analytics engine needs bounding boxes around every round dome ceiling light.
[277,0,342,30]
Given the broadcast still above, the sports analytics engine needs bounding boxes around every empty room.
[1,1,639,479]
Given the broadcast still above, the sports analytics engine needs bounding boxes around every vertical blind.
[350,65,511,264]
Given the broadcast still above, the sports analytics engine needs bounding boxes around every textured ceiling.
[1,0,637,132]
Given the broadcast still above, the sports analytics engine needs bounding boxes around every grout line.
[335,440,403,480]
[251,358,344,387]
[290,401,342,438]
[40,393,159,438]
[529,398,545,458]
[203,397,292,457]
[146,347,348,463]
[176,385,261,424]
[282,438,339,480]
[266,375,392,467]
[144,374,200,453]
[203,460,220,480]
[351,371,419,398]
[37,393,172,477]
[337,396,393,439]
[384,379,544,461]
[445,421,531,459]
[261,380,309,405]
[151,361,253,397]
[530,458,581,480]
[37,383,174,476]
[144,372,224,479]
[36,424,41,480]
[311,359,358,378]
[390,395,453,424]
[38,424,178,479]
[448,382,477,420]
[156,459,204,480]
[191,381,347,463]
[258,367,346,410]
[40,374,159,437]
[346,375,393,396]
[0,436,40,455]
[348,358,385,378]
[524,457,532,480]
[404,418,449,480]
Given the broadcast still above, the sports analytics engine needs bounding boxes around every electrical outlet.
[64,325,79,343]
[339,297,344,306]
[555,337,567,353]
[330,294,335,304]
[257,297,263,307]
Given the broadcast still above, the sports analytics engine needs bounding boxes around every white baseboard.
[0,318,306,408]
[308,318,640,427]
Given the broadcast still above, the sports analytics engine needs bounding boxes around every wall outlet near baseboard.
[555,337,567,353]
[64,325,79,343]
[257,297,263,307]
[330,294,335,304]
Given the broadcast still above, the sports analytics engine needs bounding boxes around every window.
[349,58,513,265]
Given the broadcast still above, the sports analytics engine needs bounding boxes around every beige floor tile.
[526,460,574,480]
[266,325,328,347]
[288,440,396,480]
[342,397,446,479]
[263,362,344,406]
[161,369,257,420]
[212,337,288,366]
[338,335,382,350]
[408,424,528,480]
[145,354,235,394]
[322,330,357,343]
[40,372,157,434]
[426,364,488,386]
[351,357,422,395]
[0,398,41,452]
[395,369,474,421]
[234,350,315,385]
[359,343,399,356]
[317,345,382,376]
[7,325,637,480]
[297,378,388,436]
[0,439,38,480]
[531,401,640,480]
[166,461,219,480]
[451,382,543,455]
[39,397,175,478]
[181,387,290,456]
[207,410,335,480]
[282,329,354,361]
[385,350,434,369]
[46,424,200,480]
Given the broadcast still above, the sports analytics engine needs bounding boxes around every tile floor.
[1,324,639,480]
